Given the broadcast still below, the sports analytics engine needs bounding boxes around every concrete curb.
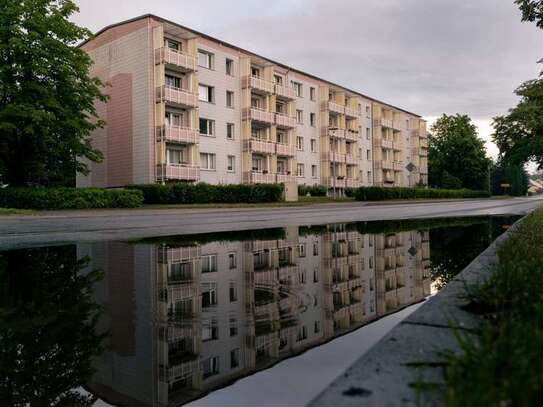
[307,215,527,407]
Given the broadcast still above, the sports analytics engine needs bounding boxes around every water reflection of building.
[82,225,431,407]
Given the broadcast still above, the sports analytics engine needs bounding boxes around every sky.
[73,0,543,162]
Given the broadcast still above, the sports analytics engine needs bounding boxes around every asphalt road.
[0,197,542,250]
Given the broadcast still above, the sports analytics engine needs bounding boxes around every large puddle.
[0,215,519,407]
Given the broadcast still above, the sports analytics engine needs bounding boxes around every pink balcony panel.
[345,179,359,188]
[155,47,197,71]
[157,86,198,109]
[158,246,201,263]
[157,125,199,144]
[275,84,297,100]
[345,155,358,165]
[328,101,345,114]
[244,75,274,94]
[322,152,346,162]
[157,164,199,181]
[345,106,359,118]
[276,174,296,183]
[329,128,346,138]
[246,139,276,154]
[393,162,404,171]
[327,177,346,188]
[243,107,275,124]
[244,172,277,184]
[275,113,297,128]
[276,143,296,157]
[345,129,358,141]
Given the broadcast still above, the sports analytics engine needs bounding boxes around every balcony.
[345,154,358,165]
[243,107,275,125]
[322,152,346,162]
[158,246,201,263]
[275,83,297,100]
[326,177,346,188]
[275,113,297,128]
[329,128,345,138]
[328,101,345,115]
[276,143,296,157]
[420,138,428,148]
[374,118,394,128]
[155,47,197,72]
[157,86,198,109]
[345,129,358,142]
[244,75,274,94]
[345,178,359,188]
[378,139,393,149]
[393,161,404,171]
[157,164,199,181]
[377,161,394,170]
[244,171,277,184]
[276,174,296,183]
[420,148,428,157]
[344,106,359,118]
[157,125,198,144]
[245,139,276,155]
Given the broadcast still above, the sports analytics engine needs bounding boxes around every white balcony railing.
[158,246,201,263]
[157,125,198,144]
[329,128,345,138]
[276,143,296,157]
[155,47,197,71]
[345,178,359,188]
[157,164,199,181]
[328,101,345,115]
[275,83,297,100]
[244,75,274,94]
[244,171,277,184]
[345,154,358,165]
[322,152,346,162]
[275,113,297,128]
[276,174,296,183]
[157,86,198,109]
[345,129,358,141]
[344,106,359,118]
[393,161,404,171]
[243,107,275,124]
[246,139,276,154]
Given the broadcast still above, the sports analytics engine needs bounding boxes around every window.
[291,81,303,97]
[226,90,234,108]
[227,155,235,172]
[229,283,238,302]
[314,321,321,334]
[164,38,180,51]
[165,111,183,127]
[167,147,188,165]
[225,58,234,75]
[230,349,240,368]
[297,163,304,177]
[251,66,260,77]
[199,118,215,136]
[276,101,286,115]
[277,159,287,174]
[367,150,371,160]
[299,270,306,284]
[199,84,214,102]
[274,74,283,85]
[202,320,219,340]
[296,136,304,151]
[200,153,216,170]
[201,254,217,272]
[252,156,264,172]
[165,74,181,89]
[202,356,220,379]
[198,50,214,69]
[310,87,316,101]
[313,242,319,256]
[298,243,306,257]
[311,165,317,178]
[313,268,319,283]
[310,139,317,152]
[277,131,287,144]
[366,105,370,115]
[202,287,218,308]
[366,128,371,140]
[229,318,238,337]
[296,109,303,124]
[297,326,307,342]
[228,252,237,269]
[227,123,235,140]
[367,171,372,183]
[310,112,316,127]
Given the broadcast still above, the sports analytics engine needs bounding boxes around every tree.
[491,159,529,196]
[0,0,106,186]
[515,0,543,29]
[428,114,491,191]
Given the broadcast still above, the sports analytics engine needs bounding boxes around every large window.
[198,50,214,69]
[310,87,316,101]
[164,38,180,51]
[165,74,181,89]
[226,123,235,140]
[200,153,216,170]
[310,112,316,127]
[296,109,303,124]
[202,356,220,379]
[165,111,183,127]
[226,90,234,108]
[167,147,188,165]
[199,84,214,103]
[202,284,218,308]
[310,139,317,152]
[199,118,215,136]
[252,156,264,172]
[296,136,304,151]
[225,58,234,75]
[297,163,305,177]
[312,165,317,178]
[227,155,235,172]
[291,81,303,97]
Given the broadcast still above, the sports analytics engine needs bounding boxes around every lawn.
[435,207,543,405]
[0,208,34,216]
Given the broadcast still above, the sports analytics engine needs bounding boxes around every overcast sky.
[73,0,543,159]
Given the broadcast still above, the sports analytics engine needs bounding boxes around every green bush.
[0,187,144,209]
[352,187,490,201]
[128,182,284,204]
[298,184,327,197]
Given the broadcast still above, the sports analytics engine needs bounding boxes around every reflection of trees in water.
[429,218,513,289]
[0,246,104,406]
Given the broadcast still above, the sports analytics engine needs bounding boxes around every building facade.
[77,14,428,197]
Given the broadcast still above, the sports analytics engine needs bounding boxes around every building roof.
[81,13,423,119]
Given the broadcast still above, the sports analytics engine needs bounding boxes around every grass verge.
[0,208,34,216]
[436,207,543,405]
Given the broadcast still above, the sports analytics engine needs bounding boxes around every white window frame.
[199,84,214,103]
[199,118,215,136]
[227,155,235,172]
[297,163,305,177]
[200,153,217,171]
[226,90,234,108]
[198,50,214,69]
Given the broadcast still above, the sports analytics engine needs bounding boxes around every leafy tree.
[491,159,529,196]
[0,246,104,406]
[0,0,106,186]
[493,79,543,168]
[428,114,491,191]
[515,0,543,29]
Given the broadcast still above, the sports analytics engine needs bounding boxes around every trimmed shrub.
[0,187,144,209]
[344,187,356,198]
[128,182,284,204]
[298,184,327,197]
[353,187,490,201]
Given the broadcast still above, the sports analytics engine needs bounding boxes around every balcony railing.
[345,178,359,188]
[155,47,197,71]
[380,139,393,149]
[328,101,345,115]
[244,171,277,184]
[246,138,276,154]
[156,125,199,144]
[275,113,297,128]
[158,246,201,263]
[420,138,428,148]
[244,75,274,94]
[276,173,296,183]
[275,83,297,100]
[157,164,199,181]
[393,161,404,171]
[345,129,358,142]
[374,118,394,128]
[322,152,346,162]
[243,107,275,124]
[345,154,358,165]
[393,140,405,150]
[419,148,428,157]
[329,128,345,138]
[376,161,394,170]
[344,106,359,118]
[157,85,198,109]
[276,143,296,157]
[326,177,346,188]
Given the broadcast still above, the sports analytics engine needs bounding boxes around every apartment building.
[81,224,431,406]
[77,14,428,198]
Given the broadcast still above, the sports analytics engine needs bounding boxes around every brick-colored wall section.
[82,18,149,53]
[107,74,134,187]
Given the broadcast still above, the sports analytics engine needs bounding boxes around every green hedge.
[0,187,144,209]
[298,184,327,197]
[127,182,284,204]
[353,187,491,201]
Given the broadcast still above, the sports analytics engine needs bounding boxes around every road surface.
[0,197,541,249]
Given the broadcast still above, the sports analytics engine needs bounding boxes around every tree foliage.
[0,0,106,186]
[491,159,529,196]
[428,114,491,191]
[515,0,543,29]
